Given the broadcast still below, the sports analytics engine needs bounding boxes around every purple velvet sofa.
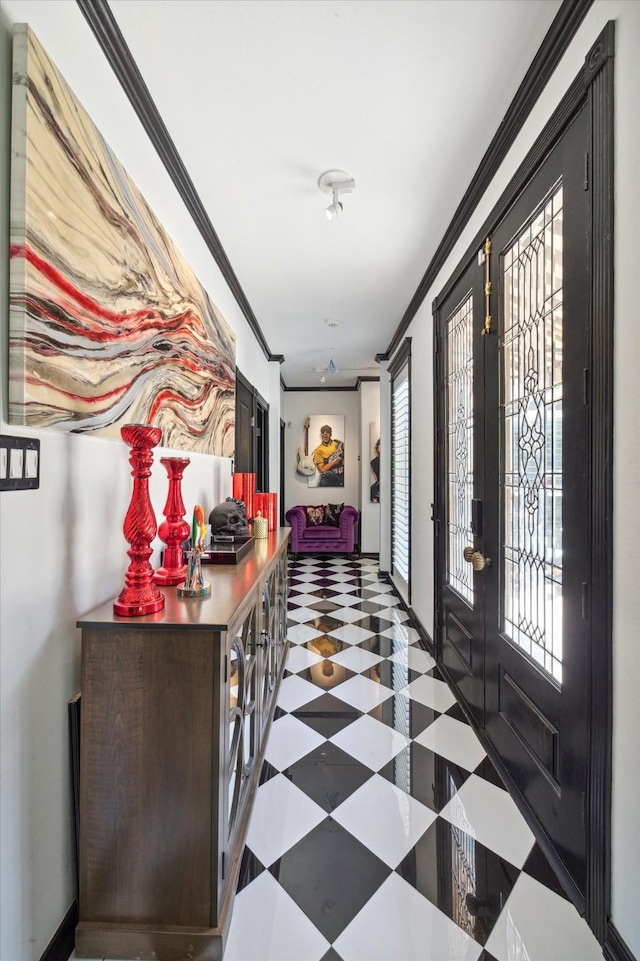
[285,505,359,556]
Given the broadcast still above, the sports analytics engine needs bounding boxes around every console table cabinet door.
[79,627,216,927]
[276,551,289,674]
[260,574,278,737]
[225,591,260,866]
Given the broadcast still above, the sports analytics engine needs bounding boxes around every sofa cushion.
[305,505,325,527]
[302,526,342,540]
[324,503,344,527]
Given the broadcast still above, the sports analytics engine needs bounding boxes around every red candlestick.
[153,457,191,586]
[114,424,165,616]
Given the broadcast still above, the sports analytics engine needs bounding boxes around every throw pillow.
[325,503,344,527]
[305,505,325,527]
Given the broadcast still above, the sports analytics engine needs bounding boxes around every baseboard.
[39,901,77,961]
[406,605,435,655]
[379,579,435,655]
[605,922,637,961]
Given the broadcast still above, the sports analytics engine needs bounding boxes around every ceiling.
[105,0,563,388]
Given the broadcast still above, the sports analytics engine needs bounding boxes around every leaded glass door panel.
[438,263,485,729]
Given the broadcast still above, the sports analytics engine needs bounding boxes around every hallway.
[223,554,605,961]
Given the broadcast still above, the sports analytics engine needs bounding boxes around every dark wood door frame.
[433,22,614,948]
[279,419,285,526]
[235,369,269,491]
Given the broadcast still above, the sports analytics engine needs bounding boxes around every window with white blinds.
[390,340,411,601]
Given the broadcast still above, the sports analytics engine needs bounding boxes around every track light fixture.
[318,169,356,221]
[325,356,339,375]
[325,187,343,221]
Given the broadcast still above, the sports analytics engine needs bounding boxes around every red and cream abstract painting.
[9,25,236,456]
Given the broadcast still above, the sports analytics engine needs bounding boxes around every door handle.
[463,546,491,571]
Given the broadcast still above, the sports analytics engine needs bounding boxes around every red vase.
[232,472,256,522]
[265,493,278,531]
[114,424,165,617]
[254,492,266,525]
[153,457,191,586]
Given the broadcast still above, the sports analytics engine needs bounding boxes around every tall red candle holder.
[114,424,165,617]
[153,457,191,586]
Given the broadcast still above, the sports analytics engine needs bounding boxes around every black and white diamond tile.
[285,740,374,812]
[330,713,411,772]
[270,817,390,943]
[223,555,605,961]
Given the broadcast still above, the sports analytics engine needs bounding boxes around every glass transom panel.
[502,184,563,683]
[446,292,474,605]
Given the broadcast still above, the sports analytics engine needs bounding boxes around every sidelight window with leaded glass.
[446,293,474,605]
[502,182,563,682]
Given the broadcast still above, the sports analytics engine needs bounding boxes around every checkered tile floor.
[224,556,605,961]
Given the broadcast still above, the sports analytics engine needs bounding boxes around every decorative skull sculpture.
[208,497,250,539]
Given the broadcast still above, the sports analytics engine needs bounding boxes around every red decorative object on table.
[264,492,278,531]
[254,492,266,525]
[254,492,278,530]
[153,456,191,586]
[232,472,256,522]
[114,424,165,617]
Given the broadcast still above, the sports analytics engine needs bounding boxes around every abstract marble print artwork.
[9,25,236,455]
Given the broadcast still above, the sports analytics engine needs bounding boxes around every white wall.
[359,380,381,553]
[392,2,639,954]
[282,390,360,515]
[0,3,276,960]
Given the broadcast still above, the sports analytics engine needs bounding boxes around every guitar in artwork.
[296,417,316,476]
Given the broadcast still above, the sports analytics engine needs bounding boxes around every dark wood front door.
[235,373,254,473]
[437,103,591,895]
[235,370,269,490]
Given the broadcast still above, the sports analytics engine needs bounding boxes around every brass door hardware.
[463,546,492,571]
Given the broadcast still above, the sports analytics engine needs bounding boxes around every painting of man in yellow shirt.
[312,424,344,487]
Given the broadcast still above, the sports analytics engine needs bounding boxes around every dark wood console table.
[75,530,290,961]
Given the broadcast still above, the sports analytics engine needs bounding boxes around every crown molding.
[384,0,594,358]
[282,374,380,392]
[76,0,273,361]
[604,922,636,961]
[283,385,359,392]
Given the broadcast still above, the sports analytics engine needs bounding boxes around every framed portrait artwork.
[307,415,345,488]
[369,422,380,502]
